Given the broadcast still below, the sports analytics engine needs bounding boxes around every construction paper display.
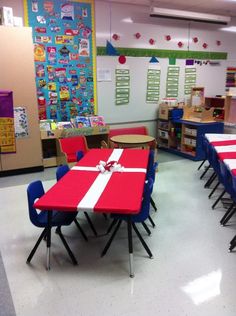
[115,68,130,105]
[146,67,161,103]
[226,67,236,92]
[0,91,16,154]
[166,66,179,98]
[24,0,96,121]
[14,107,29,138]
[184,67,196,95]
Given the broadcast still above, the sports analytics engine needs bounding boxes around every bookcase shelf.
[157,117,224,161]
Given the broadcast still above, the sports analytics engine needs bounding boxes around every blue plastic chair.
[26,180,78,266]
[101,178,154,259]
[56,165,98,236]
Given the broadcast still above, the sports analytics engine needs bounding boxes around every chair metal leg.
[220,202,235,225]
[204,172,217,188]
[229,235,236,252]
[150,197,157,212]
[198,159,206,171]
[106,218,117,234]
[84,212,97,236]
[208,181,220,199]
[26,228,47,264]
[46,211,52,270]
[127,217,134,278]
[56,227,78,265]
[101,220,122,257]
[74,219,88,241]
[148,216,156,228]
[212,190,226,209]
[132,223,153,259]
[230,235,236,245]
[200,164,211,180]
[221,204,236,226]
[141,222,151,235]
[103,213,108,220]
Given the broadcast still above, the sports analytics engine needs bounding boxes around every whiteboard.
[97,56,227,124]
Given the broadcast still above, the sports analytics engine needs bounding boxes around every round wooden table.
[110,134,155,149]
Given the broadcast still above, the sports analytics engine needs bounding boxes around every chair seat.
[66,154,77,162]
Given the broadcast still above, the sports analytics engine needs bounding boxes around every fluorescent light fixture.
[150,7,231,25]
[220,26,236,32]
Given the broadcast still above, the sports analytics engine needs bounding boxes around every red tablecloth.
[34,149,149,215]
[211,139,236,146]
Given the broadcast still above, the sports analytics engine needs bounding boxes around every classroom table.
[110,134,155,149]
[34,148,149,277]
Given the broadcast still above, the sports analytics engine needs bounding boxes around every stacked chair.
[200,133,236,252]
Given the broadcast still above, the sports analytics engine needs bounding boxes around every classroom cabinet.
[157,118,224,161]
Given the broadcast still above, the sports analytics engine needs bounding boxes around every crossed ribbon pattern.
[96,160,124,173]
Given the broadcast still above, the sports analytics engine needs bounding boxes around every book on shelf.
[89,116,105,127]
[57,121,73,129]
[39,119,53,131]
[75,116,91,128]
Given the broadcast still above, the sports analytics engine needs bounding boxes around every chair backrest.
[109,126,148,138]
[56,164,70,181]
[132,178,153,222]
[27,180,45,227]
[59,136,89,163]
[146,150,158,182]
[76,150,84,161]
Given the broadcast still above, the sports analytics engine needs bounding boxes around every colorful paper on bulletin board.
[184,67,196,95]
[225,67,236,92]
[14,107,29,138]
[115,68,130,105]
[0,91,16,154]
[146,68,160,103]
[166,66,179,98]
[24,0,97,121]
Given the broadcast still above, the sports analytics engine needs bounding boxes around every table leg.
[127,216,134,278]
[46,211,52,270]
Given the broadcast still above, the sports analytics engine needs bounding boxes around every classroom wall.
[95,1,236,135]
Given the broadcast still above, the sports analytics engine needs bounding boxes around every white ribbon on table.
[223,159,236,170]
[71,149,146,212]
[214,145,236,153]
[206,133,236,142]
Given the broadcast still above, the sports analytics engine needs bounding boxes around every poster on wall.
[184,67,196,95]
[226,67,236,92]
[146,65,161,103]
[115,68,130,105]
[14,107,29,138]
[166,66,179,98]
[24,0,97,121]
[0,91,16,154]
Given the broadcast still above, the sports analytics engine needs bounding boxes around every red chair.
[57,136,89,164]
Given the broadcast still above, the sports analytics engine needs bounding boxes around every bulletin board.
[24,0,97,121]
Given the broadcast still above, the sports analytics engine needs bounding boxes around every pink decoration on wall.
[193,37,198,43]
[202,43,208,49]
[216,40,221,46]
[165,35,171,41]
[134,32,141,39]
[112,33,119,41]
[149,38,155,45]
[118,55,126,64]
[178,41,183,48]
